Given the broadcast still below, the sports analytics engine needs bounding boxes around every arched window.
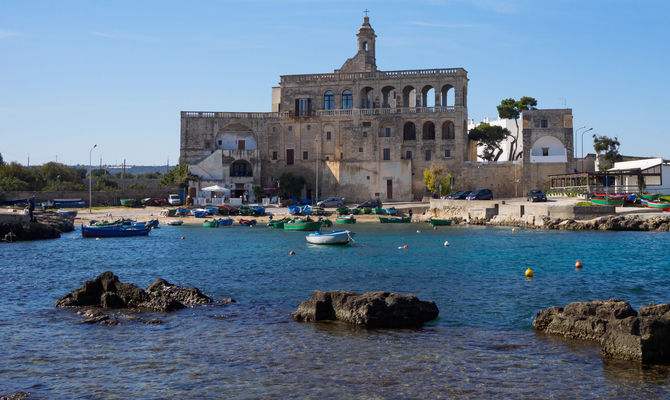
[442,121,455,139]
[323,91,334,110]
[403,122,416,141]
[230,160,253,177]
[423,121,435,140]
[342,90,352,109]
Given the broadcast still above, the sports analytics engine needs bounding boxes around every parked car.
[356,199,382,208]
[527,189,547,202]
[316,197,345,208]
[167,194,182,205]
[445,190,471,200]
[466,189,493,200]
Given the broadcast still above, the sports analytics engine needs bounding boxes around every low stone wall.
[1,187,181,207]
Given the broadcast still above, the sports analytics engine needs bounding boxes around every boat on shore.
[429,218,452,227]
[379,216,412,223]
[641,199,670,211]
[640,192,661,201]
[305,230,355,245]
[81,224,151,238]
[591,196,624,206]
[336,215,356,224]
[120,199,137,207]
[218,217,233,226]
[57,209,78,217]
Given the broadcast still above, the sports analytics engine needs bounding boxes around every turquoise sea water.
[2,223,670,398]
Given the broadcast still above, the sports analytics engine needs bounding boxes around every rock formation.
[533,299,670,364]
[56,271,213,317]
[292,290,439,329]
[0,211,75,242]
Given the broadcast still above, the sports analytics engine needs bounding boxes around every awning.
[201,185,231,193]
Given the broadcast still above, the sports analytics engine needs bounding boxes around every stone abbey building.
[180,17,574,202]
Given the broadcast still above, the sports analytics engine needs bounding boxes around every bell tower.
[336,15,378,73]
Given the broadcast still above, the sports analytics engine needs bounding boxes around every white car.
[168,194,182,205]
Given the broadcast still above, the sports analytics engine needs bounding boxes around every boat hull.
[640,192,661,200]
[379,216,411,223]
[591,197,624,206]
[306,230,355,245]
[283,221,322,231]
[643,200,670,211]
[166,219,183,226]
[335,217,356,224]
[81,224,150,238]
[430,218,452,227]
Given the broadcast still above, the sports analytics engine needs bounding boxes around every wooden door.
[386,179,393,199]
[238,140,245,150]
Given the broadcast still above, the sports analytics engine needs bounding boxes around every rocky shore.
[0,210,75,241]
[533,299,670,364]
[469,214,670,231]
[292,290,439,329]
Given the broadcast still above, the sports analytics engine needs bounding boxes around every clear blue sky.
[1,0,668,166]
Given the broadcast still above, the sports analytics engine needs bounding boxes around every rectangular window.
[385,127,391,137]
[303,151,308,160]
[272,151,277,160]
[363,131,367,137]
[326,131,332,140]
[359,147,363,152]
[340,152,343,159]
[444,149,451,158]
[286,149,294,165]
[425,150,431,161]
[362,121,371,127]
[406,150,412,159]
[542,147,549,156]
[383,148,391,160]
[541,119,548,128]
[296,98,312,117]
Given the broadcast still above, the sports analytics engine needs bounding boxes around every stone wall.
[1,187,181,207]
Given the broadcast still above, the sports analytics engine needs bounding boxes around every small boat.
[204,206,219,215]
[336,215,356,224]
[57,209,78,217]
[591,196,624,206]
[306,230,355,245]
[372,207,385,214]
[379,216,412,223]
[320,218,333,227]
[239,219,257,226]
[268,217,290,229]
[429,218,452,227]
[81,224,151,238]
[251,205,266,215]
[384,207,398,215]
[336,206,349,215]
[120,199,137,207]
[193,209,207,218]
[218,217,233,226]
[640,192,661,201]
[360,208,372,214]
[643,199,670,211]
[175,208,191,216]
[301,205,313,215]
[283,220,322,231]
[202,219,219,227]
[288,205,301,215]
[349,208,361,215]
[166,219,183,226]
[52,198,87,208]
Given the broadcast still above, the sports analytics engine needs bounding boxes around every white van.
[168,194,181,205]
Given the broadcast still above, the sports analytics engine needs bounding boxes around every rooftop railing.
[182,106,459,119]
[281,68,466,83]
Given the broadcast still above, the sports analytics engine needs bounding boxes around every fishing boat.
[429,218,452,227]
[305,230,355,245]
[120,199,137,207]
[57,209,78,217]
[166,219,183,226]
[218,217,233,226]
[288,205,301,215]
[336,215,356,224]
[640,192,661,201]
[360,208,372,214]
[371,207,385,214]
[268,217,290,229]
[379,216,412,223]
[251,205,266,215]
[175,208,191,216]
[52,198,86,208]
[193,209,207,218]
[320,218,333,227]
[204,206,219,215]
[643,199,670,211]
[384,207,398,215]
[81,224,151,238]
[336,207,349,215]
[283,220,322,231]
[591,196,624,206]
[202,219,219,227]
[239,219,257,226]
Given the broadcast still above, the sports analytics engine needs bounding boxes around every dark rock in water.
[292,290,439,329]
[1,392,31,400]
[79,309,109,324]
[144,318,163,324]
[533,299,670,364]
[0,211,74,242]
[56,271,213,314]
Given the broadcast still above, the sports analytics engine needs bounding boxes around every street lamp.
[580,128,593,172]
[89,144,97,213]
[574,126,587,158]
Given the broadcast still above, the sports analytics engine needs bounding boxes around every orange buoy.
[403,245,408,249]
[289,250,295,255]
[433,226,437,230]
[575,260,583,268]
[180,236,185,240]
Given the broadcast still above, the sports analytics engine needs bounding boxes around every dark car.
[316,197,345,208]
[445,190,471,200]
[356,199,382,208]
[466,189,493,200]
[527,189,547,202]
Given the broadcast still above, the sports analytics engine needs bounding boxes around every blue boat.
[301,205,312,215]
[204,206,219,215]
[218,217,233,226]
[57,209,78,217]
[289,205,301,215]
[384,207,398,215]
[251,205,266,215]
[193,209,207,218]
[81,224,151,238]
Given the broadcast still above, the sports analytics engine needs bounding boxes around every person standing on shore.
[28,196,36,222]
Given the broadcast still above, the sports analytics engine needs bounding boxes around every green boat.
[336,206,349,215]
[268,217,291,229]
[361,208,372,214]
[429,218,452,227]
[202,220,219,227]
[349,208,361,215]
[120,198,137,207]
[372,207,385,214]
[283,220,322,231]
[321,218,333,227]
[591,197,624,206]
[640,192,661,200]
[379,216,411,223]
[642,199,670,211]
[335,216,356,224]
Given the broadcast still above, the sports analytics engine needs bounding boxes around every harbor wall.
[0,187,181,207]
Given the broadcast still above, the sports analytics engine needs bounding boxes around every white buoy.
[444,241,449,247]
[416,230,421,233]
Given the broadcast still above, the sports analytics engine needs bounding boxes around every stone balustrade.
[183,106,459,120]
[281,68,466,83]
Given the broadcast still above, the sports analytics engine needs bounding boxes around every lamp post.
[89,144,97,213]
[574,126,586,158]
[580,128,593,172]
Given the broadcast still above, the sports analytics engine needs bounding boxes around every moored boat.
[371,207,385,214]
[640,192,661,200]
[239,219,257,226]
[429,218,452,227]
[320,218,333,227]
[384,207,398,215]
[81,224,151,238]
[57,209,78,217]
[166,219,183,226]
[305,230,355,245]
[203,219,219,227]
[643,199,670,211]
[283,220,322,231]
[591,196,624,206]
[218,217,233,226]
[268,217,290,229]
[379,216,412,223]
[336,215,356,224]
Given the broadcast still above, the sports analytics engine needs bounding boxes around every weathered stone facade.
[180,17,469,202]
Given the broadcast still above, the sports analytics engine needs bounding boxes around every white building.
[609,158,670,194]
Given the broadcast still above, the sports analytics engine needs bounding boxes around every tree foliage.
[93,176,119,191]
[278,173,305,199]
[468,123,511,161]
[496,96,537,160]
[592,134,623,170]
[160,164,195,188]
[423,166,452,196]
[0,161,87,191]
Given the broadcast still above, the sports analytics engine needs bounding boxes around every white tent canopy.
[201,185,231,193]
